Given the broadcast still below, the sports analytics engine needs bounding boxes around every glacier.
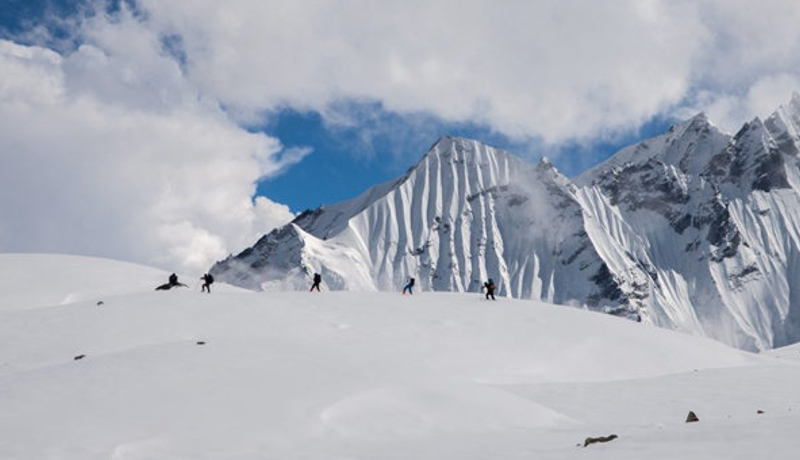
[212,94,800,351]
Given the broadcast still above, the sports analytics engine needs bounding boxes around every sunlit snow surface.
[1,254,799,459]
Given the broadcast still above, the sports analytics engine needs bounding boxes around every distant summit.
[213,95,800,351]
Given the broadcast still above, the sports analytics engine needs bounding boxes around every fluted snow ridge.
[212,136,632,315]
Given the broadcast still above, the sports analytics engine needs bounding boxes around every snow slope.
[2,254,800,459]
[0,253,245,312]
[0,253,173,311]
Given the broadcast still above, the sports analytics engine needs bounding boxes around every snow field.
[1,254,799,459]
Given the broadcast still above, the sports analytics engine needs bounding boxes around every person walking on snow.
[201,273,214,293]
[402,277,415,295]
[310,273,322,292]
[483,278,496,300]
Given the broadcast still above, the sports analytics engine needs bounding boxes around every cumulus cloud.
[672,0,800,130]
[0,9,302,273]
[116,0,798,139]
[685,74,800,131]
[135,0,706,142]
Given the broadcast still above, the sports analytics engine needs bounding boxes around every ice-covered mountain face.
[575,94,800,350]
[213,137,634,318]
[213,94,800,351]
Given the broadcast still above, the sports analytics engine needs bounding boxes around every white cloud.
[132,0,703,142]
[668,0,800,131]
[125,0,800,141]
[0,9,302,274]
[690,74,800,132]
[745,75,800,119]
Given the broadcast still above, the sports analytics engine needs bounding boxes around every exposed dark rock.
[672,213,693,234]
[686,411,699,423]
[594,159,695,235]
[211,225,307,289]
[753,150,790,192]
[583,434,618,447]
[728,264,760,290]
[588,263,623,305]
[705,201,741,262]
[561,241,591,266]
[291,208,323,229]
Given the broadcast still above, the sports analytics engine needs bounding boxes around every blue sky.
[256,105,674,212]
[2,0,800,271]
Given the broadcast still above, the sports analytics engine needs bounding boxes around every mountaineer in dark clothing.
[310,273,322,292]
[156,273,187,291]
[201,273,214,293]
[483,278,496,300]
[402,277,415,295]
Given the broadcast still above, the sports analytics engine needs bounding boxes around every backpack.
[206,274,214,284]
[314,273,321,283]
[409,277,415,285]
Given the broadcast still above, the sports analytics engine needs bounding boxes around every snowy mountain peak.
[578,112,730,186]
[213,94,800,352]
[764,95,800,158]
[416,136,480,166]
[704,115,792,193]
[767,93,800,135]
[416,136,528,175]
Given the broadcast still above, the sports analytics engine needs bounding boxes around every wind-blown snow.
[1,254,800,459]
